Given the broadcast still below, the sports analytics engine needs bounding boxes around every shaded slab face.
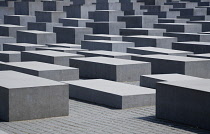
[70,56,151,82]
[63,79,155,109]
[156,79,210,131]
[0,71,69,121]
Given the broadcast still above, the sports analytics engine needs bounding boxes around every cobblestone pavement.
[0,99,209,134]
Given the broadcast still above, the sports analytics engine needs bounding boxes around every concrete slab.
[0,51,21,62]
[36,47,87,54]
[46,43,81,48]
[70,57,151,82]
[22,50,84,66]
[3,43,46,51]
[84,34,122,41]
[63,79,155,109]
[0,70,69,121]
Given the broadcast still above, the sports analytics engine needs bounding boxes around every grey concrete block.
[164,32,210,42]
[0,51,21,62]
[17,30,56,45]
[0,70,69,121]
[118,15,158,28]
[156,79,210,131]
[123,35,177,49]
[70,57,151,82]
[3,43,46,51]
[54,26,93,44]
[89,10,124,22]
[0,24,26,38]
[81,40,135,52]
[43,1,71,11]
[15,2,43,16]
[158,18,189,23]
[36,47,87,54]
[35,11,66,23]
[154,23,202,33]
[64,4,96,19]
[96,2,121,10]
[127,47,193,56]
[28,22,62,32]
[4,15,36,26]
[132,54,210,78]
[46,43,81,48]
[188,20,210,32]
[0,36,16,51]
[0,7,14,20]
[59,18,93,27]
[188,53,210,60]
[1,61,79,81]
[22,50,84,66]
[84,34,122,41]
[77,50,134,59]
[63,79,155,109]
[86,21,125,35]
[120,28,166,36]
[140,74,203,89]
[172,41,210,54]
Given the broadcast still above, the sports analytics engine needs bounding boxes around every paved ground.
[0,99,209,134]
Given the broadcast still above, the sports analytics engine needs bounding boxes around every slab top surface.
[64,79,155,96]
[128,47,191,53]
[24,50,82,57]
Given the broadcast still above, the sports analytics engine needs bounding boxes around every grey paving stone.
[63,79,155,109]
[0,70,69,122]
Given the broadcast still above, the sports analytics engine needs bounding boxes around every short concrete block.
[81,40,135,52]
[120,28,166,36]
[1,61,79,81]
[53,26,93,44]
[0,70,69,121]
[36,47,87,54]
[140,74,203,89]
[0,51,21,62]
[15,2,43,16]
[35,11,66,23]
[70,57,151,82]
[17,30,56,45]
[0,24,26,38]
[4,15,36,26]
[63,79,155,109]
[77,50,133,59]
[46,43,81,49]
[22,50,84,66]
[132,54,210,78]
[3,43,46,51]
[123,35,177,49]
[84,34,122,41]
[28,22,62,32]
[156,79,210,130]
[0,36,16,51]
[59,18,93,27]
[127,47,193,56]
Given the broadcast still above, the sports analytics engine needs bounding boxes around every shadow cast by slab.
[136,116,210,134]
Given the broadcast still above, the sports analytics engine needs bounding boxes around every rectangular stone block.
[132,54,210,78]
[118,15,158,28]
[35,11,66,23]
[46,43,81,48]
[1,61,79,81]
[123,35,177,49]
[36,47,87,54]
[154,23,202,33]
[0,36,16,51]
[4,15,36,26]
[59,18,93,27]
[0,70,69,121]
[81,40,135,52]
[17,30,56,45]
[127,47,193,56]
[172,41,210,54]
[15,2,43,16]
[188,53,210,60]
[70,57,151,82]
[188,21,210,32]
[156,79,210,130]
[78,50,133,59]
[158,18,189,23]
[28,22,62,32]
[3,43,46,51]
[84,34,122,41]
[86,21,125,35]
[63,79,155,109]
[22,50,84,66]
[120,28,166,36]
[43,1,71,11]
[0,24,26,38]
[164,32,210,42]
[0,51,21,62]
[53,26,92,44]
[140,74,203,89]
